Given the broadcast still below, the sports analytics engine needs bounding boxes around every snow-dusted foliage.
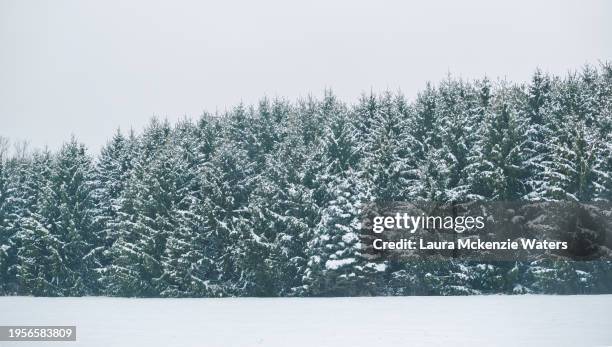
[0,64,611,296]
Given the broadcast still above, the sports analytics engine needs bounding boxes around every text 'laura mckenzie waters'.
[372,238,568,250]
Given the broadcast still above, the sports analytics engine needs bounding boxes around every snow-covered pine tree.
[233,100,288,296]
[540,116,598,201]
[306,170,379,296]
[94,129,137,293]
[363,92,413,202]
[198,146,247,296]
[195,105,263,296]
[294,95,327,148]
[101,119,172,296]
[14,139,97,296]
[406,83,442,201]
[522,69,556,201]
[0,144,43,295]
[303,105,385,296]
[16,215,65,296]
[248,100,324,296]
[467,93,526,200]
[7,150,49,294]
[353,92,378,150]
[591,63,612,201]
[44,138,100,295]
[430,77,472,202]
[156,120,211,297]
[95,130,136,246]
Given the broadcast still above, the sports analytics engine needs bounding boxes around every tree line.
[1,64,611,297]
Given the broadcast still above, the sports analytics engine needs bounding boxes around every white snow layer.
[1,295,611,347]
[325,258,356,270]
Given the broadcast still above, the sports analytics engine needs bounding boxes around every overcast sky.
[1,0,610,153]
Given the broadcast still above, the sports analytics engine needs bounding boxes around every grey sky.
[1,0,610,153]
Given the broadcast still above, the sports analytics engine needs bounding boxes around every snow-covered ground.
[1,295,611,347]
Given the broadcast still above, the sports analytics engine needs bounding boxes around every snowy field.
[1,295,611,347]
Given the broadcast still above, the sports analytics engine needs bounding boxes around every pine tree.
[304,109,384,296]
[467,99,526,200]
[431,78,472,202]
[0,149,43,294]
[102,119,172,296]
[248,103,321,296]
[593,63,612,201]
[159,119,213,297]
[94,129,137,294]
[95,130,136,245]
[42,138,99,295]
[364,92,413,202]
[13,150,58,295]
[540,117,598,201]
[522,69,555,200]
[305,171,377,296]
[408,83,441,200]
